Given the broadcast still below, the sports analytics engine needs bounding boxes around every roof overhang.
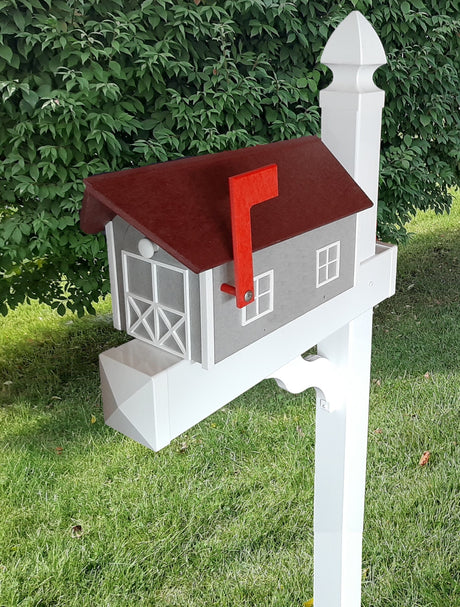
[80,136,373,273]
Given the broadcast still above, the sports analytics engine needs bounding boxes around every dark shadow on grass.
[0,313,130,405]
[0,313,131,451]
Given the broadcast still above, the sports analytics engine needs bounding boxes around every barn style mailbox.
[81,12,397,607]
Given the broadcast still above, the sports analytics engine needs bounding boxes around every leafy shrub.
[0,0,458,315]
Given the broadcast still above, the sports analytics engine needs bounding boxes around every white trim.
[241,269,274,326]
[121,251,191,359]
[182,271,191,361]
[105,221,122,330]
[316,241,341,288]
[199,270,215,370]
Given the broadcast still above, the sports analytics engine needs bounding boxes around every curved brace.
[267,354,340,411]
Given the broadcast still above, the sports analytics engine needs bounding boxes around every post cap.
[321,11,386,67]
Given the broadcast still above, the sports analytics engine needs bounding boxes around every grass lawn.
[0,195,459,607]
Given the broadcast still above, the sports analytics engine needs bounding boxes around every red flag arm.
[221,164,278,308]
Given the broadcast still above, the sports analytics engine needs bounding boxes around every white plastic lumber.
[320,11,387,264]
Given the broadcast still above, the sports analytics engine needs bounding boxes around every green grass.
[1,195,459,607]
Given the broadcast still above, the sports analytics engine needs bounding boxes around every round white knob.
[138,238,158,258]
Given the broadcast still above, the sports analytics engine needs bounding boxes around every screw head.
[244,290,253,302]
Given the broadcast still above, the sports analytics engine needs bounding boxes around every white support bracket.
[267,354,340,412]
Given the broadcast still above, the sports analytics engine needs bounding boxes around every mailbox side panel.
[109,216,202,364]
[212,215,357,363]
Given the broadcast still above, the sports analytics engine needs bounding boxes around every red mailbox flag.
[221,164,279,308]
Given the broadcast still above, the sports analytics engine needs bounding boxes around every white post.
[313,12,386,607]
[320,10,386,263]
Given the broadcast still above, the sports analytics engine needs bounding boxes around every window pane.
[328,260,339,280]
[244,302,258,322]
[258,274,271,294]
[328,244,339,262]
[156,265,185,311]
[258,293,272,314]
[125,255,153,300]
[318,250,328,267]
[318,266,328,285]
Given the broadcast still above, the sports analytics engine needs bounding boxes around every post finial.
[321,11,386,68]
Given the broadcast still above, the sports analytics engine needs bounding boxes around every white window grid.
[122,251,191,359]
[316,241,341,287]
[241,269,274,326]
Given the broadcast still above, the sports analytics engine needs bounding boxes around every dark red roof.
[81,136,372,273]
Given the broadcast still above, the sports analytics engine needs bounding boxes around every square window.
[316,241,341,287]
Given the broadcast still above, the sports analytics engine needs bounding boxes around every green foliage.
[0,0,458,314]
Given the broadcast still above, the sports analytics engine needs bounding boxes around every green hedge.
[0,0,458,315]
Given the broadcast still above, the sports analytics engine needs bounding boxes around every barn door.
[122,251,190,359]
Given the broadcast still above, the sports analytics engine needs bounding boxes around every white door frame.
[122,251,191,359]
